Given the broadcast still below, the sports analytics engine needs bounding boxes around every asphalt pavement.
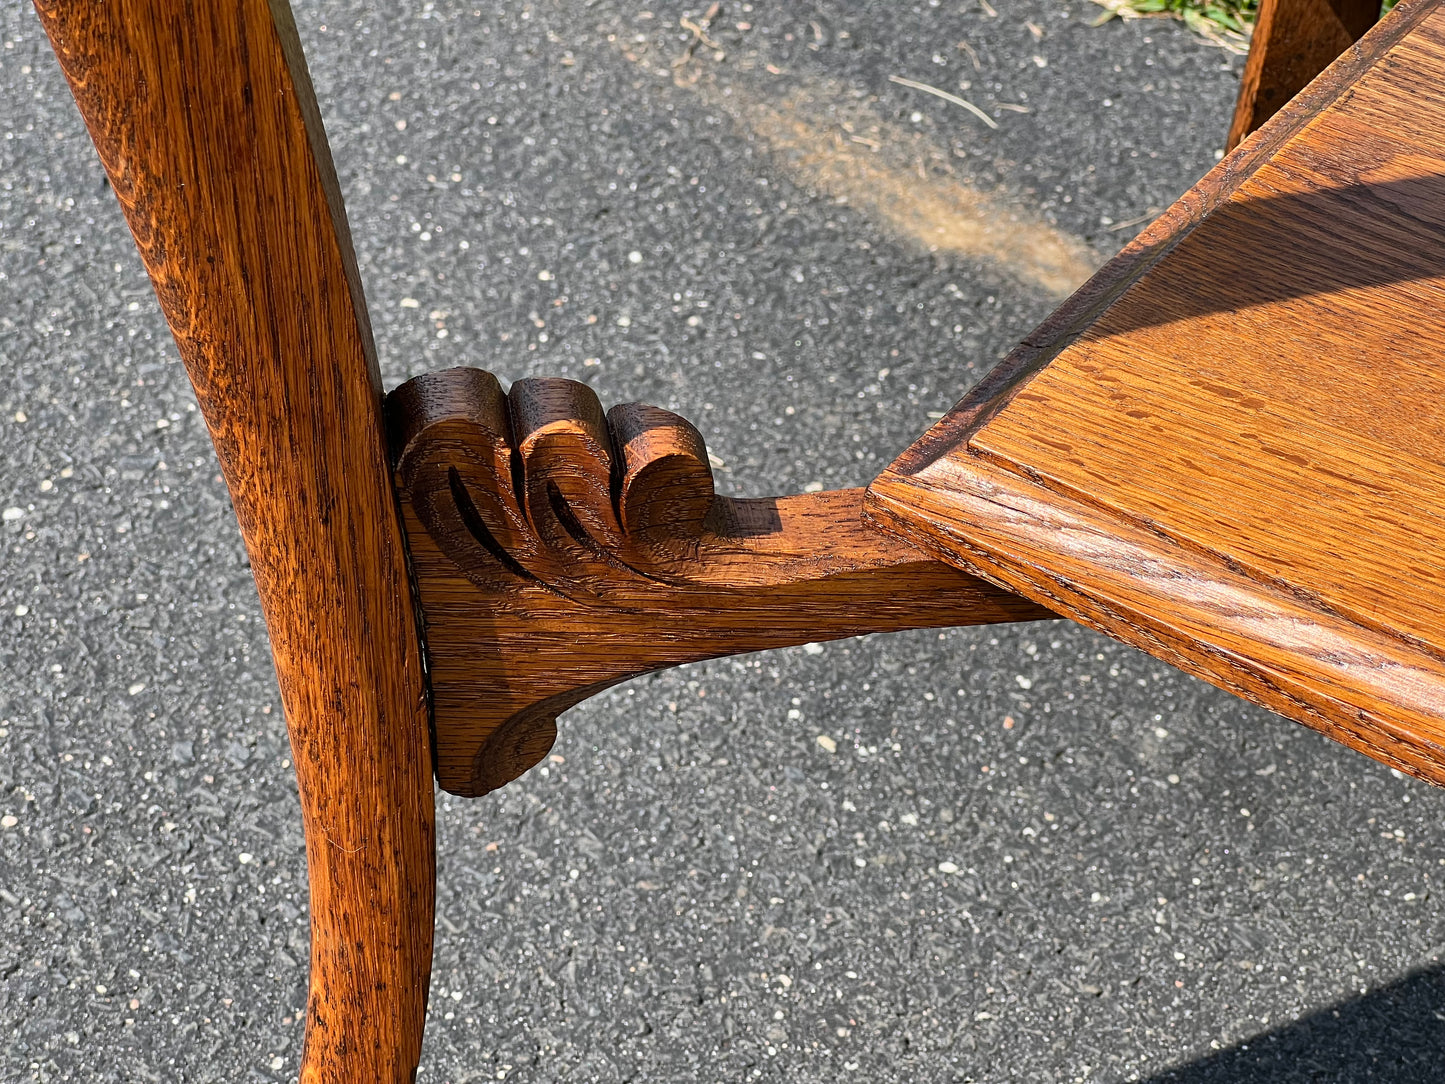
[2,1,1442,1081]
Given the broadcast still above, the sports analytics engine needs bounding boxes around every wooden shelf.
[868,0,1445,786]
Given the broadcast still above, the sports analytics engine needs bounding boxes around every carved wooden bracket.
[387,368,1054,797]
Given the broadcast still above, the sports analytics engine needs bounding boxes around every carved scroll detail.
[387,368,1053,797]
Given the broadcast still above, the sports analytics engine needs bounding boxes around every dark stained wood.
[1334,0,1386,36]
[868,0,1445,788]
[1227,0,1381,149]
[388,369,1056,797]
[35,1,435,1080]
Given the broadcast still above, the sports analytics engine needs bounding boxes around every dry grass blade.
[674,2,723,69]
[1090,0,1255,53]
[888,75,999,129]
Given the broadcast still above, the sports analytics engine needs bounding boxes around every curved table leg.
[36,1,435,1079]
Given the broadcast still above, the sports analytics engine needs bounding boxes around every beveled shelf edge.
[883,0,1440,482]
[863,0,1445,787]
[865,458,1445,788]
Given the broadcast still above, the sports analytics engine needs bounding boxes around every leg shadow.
[1144,964,1445,1083]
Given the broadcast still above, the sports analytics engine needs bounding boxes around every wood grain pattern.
[35,2,435,1080]
[1227,0,1380,150]
[388,369,1055,797]
[868,0,1445,787]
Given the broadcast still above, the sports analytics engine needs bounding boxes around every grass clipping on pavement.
[1092,0,1396,53]
[1090,0,1257,52]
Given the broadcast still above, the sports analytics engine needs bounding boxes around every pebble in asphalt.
[2,1,1442,1081]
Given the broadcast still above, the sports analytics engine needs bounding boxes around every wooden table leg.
[1227,0,1381,149]
[35,2,435,1079]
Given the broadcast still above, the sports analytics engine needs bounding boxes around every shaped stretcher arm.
[387,368,1057,797]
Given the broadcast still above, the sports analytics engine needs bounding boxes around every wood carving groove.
[388,369,1056,797]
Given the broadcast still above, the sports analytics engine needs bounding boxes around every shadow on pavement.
[1145,964,1445,1083]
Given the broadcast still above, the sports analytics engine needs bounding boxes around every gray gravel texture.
[3,1,1443,1081]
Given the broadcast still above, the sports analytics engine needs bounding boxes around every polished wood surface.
[35,1,435,1079]
[389,369,1055,797]
[1227,0,1380,149]
[868,0,1445,787]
